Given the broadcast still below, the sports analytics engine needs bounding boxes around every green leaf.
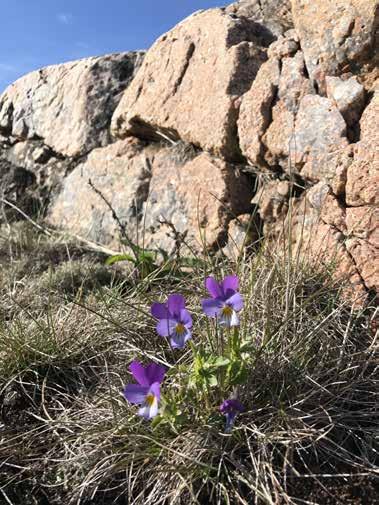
[105,254,135,266]
[151,414,164,428]
[227,359,248,386]
[138,251,156,262]
[207,374,218,387]
[201,355,230,371]
[212,357,230,368]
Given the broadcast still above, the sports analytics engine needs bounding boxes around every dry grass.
[0,222,377,504]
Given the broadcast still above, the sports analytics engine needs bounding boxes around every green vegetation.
[0,222,377,504]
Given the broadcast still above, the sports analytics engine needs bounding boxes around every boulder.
[306,182,347,232]
[291,0,379,92]
[301,145,354,189]
[111,9,268,161]
[225,0,293,37]
[287,105,378,298]
[263,50,313,169]
[277,51,313,112]
[47,139,155,248]
[0,52,144,158]
[359,85,379,141]
[141,152,253,252]
[345,142,379,206]
[252,179,291,226]
[47,139,253,253]
[240,83,348,174]
[267,30,299,59]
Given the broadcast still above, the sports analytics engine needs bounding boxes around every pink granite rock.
[111,9,268,161]
[0,52,144,157]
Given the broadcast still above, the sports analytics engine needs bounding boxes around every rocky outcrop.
[0,0,377,303]
[0,52,144,158]
[225,0,293,37]
[47,139,252,253]
[275,90,379,297]
[238,57,281,168]
[345,91,379,207]
[290,201,369,300]
[0,52,144,219]
[111,9,268,161]
[0,135,79,219]
[238,29,351,176]
[291,0,379,93]
[291,95,348,169]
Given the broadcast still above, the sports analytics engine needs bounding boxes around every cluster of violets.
[123,275,245,430]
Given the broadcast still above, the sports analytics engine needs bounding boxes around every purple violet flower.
[202,275,243,327]
[123,361,166,419]
[220,399,245,432]
[151,294,192,349]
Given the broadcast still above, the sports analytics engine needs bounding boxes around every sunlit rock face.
[0,51,144,157]
[47,138,253,253]
[1,0,378,302]
[111,8,271,162]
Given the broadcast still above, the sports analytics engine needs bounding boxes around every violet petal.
[222,275,239,298]
[180,308,193,328]
[167,294,185,318]
[226,292,243,312]
[123,384,149,404]
[230,311,240,327]
[138,399,159,419]
[205,277,223,299]
[170,328,192,349]
[145,364,166,385]
[220,399,245,414]
[129,360,149,386]
[149,382,161,402]
[202,298,224,317]
[219,310,239,327]
[151,302,168,320]
[156,318,177,337]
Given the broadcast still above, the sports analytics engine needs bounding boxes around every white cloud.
[57,13,73,25]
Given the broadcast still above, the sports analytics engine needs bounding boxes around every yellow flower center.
[175,323,186,335]
[222,305,233,318]
[145,393,155,407]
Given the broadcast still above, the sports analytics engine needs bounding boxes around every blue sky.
[0,0,225,93]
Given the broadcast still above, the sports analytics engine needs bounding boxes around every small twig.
[68,233,121,257]
[88,179,126,237]
[88,178,137,258]
[158,216,188,259]
[0,198,52,236]
[1,196,123,257]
